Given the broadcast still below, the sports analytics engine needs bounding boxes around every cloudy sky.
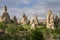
[0,0,60,20]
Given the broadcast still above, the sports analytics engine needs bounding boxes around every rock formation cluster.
[0,6,60,29]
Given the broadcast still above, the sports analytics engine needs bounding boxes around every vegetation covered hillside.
[0,22,60,40]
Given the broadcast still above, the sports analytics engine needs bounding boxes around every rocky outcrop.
[30,15,38,25]
[13,16,18,24]
[1,5,11,23]
[20,14,28,25]
[47,10,54,29]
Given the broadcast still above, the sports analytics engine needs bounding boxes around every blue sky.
[0,0,60,20]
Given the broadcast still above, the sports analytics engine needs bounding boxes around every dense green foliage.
[0,22,60,40]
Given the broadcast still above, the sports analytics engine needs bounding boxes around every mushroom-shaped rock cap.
[4,5,7,11]
[48,9,52,12]
[13,16,17,21]
[23,14,26,17]
[47,9,52,15]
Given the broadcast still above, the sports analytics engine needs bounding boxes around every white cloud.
[0,6,47,20]
[20,0,30,4]
[0,7,47,20]
[1,0,30,5]
[0,0,60,20]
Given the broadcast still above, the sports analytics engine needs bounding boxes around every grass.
[23,25,30,29]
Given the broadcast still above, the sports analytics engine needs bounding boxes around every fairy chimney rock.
[13,16,17,24]
[1,5,11,23]
[47,9,54,29]
[21,14,28,25]
[30,14,38,25]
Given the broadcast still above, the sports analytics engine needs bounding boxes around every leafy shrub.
[0,22,7,30]
[29,28,44,40]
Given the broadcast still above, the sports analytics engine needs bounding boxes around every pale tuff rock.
[34,15,38,25]
[3,17,11,23]
[30,18,37,30]
[30,23,37,30]
[1,5,11,23]
[2,6,10,19]
[40,19,46,25]
[30,18,34,25]
[47,10,54,29]
[17,20,21,24]
[30,15,38,25]
[20,14,28,25]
